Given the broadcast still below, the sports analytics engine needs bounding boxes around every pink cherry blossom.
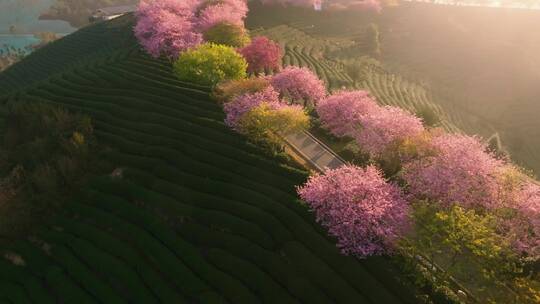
[498,181,540,260]
[223,86,280,129]
[402,134,507,210]
[316,90,379,138]
[270,66,326,106]
[134,0,203,59]
[297,165,411,257]
[356,106,425,157]
[239,36,283,74]
[197,0,248,32]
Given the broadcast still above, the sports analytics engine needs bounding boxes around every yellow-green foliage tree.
[238,102,310,144]
[203,22,250,48]
[0,101,107,238]
[3,102,98,197]
[403,203,525,302]
[173,43,247,86]
[213,77,270,103]
[366,23,381,57]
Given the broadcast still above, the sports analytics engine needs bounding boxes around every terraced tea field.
[377,2,540,174]
[253,24,490,135]
[252,25,354,90]
[263,0,540,175]
[252,2,532,155]
[0,15,418,303]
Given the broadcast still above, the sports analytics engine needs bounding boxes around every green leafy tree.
[0,101,107,238]
[402,203,523,302]
[213,77,270,103]
[366,23,381,57]
[410,204,517,275]
[173,43,247,86]
[238,102,310,145]
[343,57,381,83]
[3,102,99,195]
[415,106,441,127]
[203,22,250,48]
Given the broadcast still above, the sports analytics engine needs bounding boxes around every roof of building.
[93,5,137,16]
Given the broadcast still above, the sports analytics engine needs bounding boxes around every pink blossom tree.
[356,106,425,157]
[515,183,540,260]
[498,181,540,260]
[239,36,283,74]
[134,0,203,59]
[197,0,248,32]
[297,165,411,257]
[270,66,326,107]
[223,86,280,129]
[316,90,379,138]
[402,134,507,210]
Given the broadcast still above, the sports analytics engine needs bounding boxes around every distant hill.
[0,0,75,34]
[378,2,540,175]
[39,0,138,27]
[0,14,418,303]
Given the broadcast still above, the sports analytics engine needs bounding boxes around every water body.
[0,34,40,53]
[0,0,75,53]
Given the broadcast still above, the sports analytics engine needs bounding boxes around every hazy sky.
[407,0,540,9]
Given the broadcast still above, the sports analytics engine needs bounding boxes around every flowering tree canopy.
[239,36,283,74]
[213,77,271,103]
[224,86,280,129]
[135,0,248,58]
[316,90,378,138]
[297,165,410,257]
[402,134,507,210]
[173,43,247,86]
[409,203,515,280]
[500,182,540,260]
[356,106,425,157]
[197,0,248,32]
[270,66,326,106]
[134,0,203,59]
[238,102,310,140]
[203,22,250,47]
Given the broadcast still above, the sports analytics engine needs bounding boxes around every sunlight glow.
[407,0,540,9]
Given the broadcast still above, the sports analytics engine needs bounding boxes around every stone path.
[283,130,345,172]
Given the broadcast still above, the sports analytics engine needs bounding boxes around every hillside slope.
[247,2,540,174]
[378,3,540,174]
[246,2,483,136]
[0,15,417,303]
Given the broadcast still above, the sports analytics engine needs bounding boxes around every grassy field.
[248,1,540,175]
[0,14,420,303]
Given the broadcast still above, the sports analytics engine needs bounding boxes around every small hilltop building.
[90,5,138,22]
